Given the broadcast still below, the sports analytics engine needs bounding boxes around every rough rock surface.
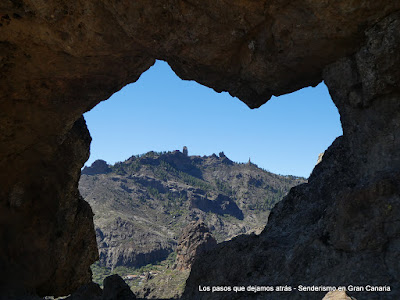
[102,275,136,300]
[65,282,102,300]
[95,218,176,269]
[0,116,98,297]
[64,275,136,300]
[175,221,217,271]
[82,159,111,175]
[80,151,303,270]
[63,276,136,300]
[322,291,356,300]
[182,11,400,300]
[1,0,400,298]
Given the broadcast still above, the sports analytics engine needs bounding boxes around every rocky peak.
[175,221,217,271]
[80,149,304,273]
[102,275,136,300]
[183,146,188,156]
[82,160,111,175]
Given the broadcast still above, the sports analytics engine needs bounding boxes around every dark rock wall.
[0,117,98,296]
[0,0,399,297]
[182,12,400,300]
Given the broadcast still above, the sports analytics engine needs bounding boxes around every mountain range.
[79,148,306,270]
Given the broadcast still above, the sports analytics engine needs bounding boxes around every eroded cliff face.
[0,0,399,297]
[175,221,217,272]
[183,12,400,300]
[0,117,99,297]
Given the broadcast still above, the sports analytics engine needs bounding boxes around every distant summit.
[79,150,306,271]
[183,146,188,156]
[82,159,111,175]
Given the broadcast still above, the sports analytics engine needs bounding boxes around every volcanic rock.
[175,221,217,271]
[102,275,136,300]
[80,151,303,270]
[95,218,176,269]
[1,0,400,298]
[322,291,356,300]
[82,160,112,175]
[65,282,102,300]
[182,11,400,300]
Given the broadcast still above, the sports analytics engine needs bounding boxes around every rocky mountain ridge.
[79,148,305,270]
[2,0,400,296]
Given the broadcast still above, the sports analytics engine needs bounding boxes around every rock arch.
[0,1,399,298]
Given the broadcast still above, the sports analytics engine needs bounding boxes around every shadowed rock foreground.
[182,12,400,300]
[0,0,400,299]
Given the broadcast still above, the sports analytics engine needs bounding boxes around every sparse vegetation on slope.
[80,149,306,297]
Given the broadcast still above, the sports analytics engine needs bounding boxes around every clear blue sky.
[84,60,342,178]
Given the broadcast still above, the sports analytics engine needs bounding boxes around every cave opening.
[79,60,343,298]
[2,2,399,298]
[83,60,342,178]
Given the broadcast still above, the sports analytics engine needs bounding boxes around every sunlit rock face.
[0,0,399,297]
[183,12,400,300]
[175,221,217,272]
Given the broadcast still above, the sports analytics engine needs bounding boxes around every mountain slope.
[79,149,306,270]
